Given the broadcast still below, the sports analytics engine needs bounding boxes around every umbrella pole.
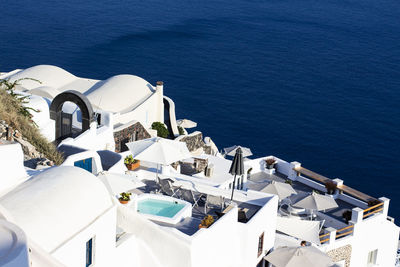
[231,174,237,200]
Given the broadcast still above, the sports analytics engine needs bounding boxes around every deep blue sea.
[1,0,399,218]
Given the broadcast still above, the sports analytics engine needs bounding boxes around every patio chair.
[180,189,204,210]
[158,178,181,198]
[204,194,225,214]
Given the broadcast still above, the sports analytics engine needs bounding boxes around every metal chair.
[158,177,181,198]
[204,194,225,214]
[180,189,203,210]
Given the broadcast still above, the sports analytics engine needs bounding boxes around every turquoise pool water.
[137,199,185,218]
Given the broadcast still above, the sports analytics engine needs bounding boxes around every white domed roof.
[0,166,113,252]
[5,65,159,114]
[86,74,155,113]
[8,65,77,90]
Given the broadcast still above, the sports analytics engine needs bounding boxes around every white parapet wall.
[0,142,28,196]
[321,199,400,267]
[61,150,103,175]
[58,121,115,152]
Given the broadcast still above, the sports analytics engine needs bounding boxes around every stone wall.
[113,122,151,153]
[326,244,352,267]
[175,131,215,155]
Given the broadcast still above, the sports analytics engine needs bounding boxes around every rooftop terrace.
[134,179,264,236]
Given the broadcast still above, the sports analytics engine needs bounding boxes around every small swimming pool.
[138,199,185,218]
[135,194,192,224]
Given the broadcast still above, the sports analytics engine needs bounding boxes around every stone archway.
[49,90,94,142]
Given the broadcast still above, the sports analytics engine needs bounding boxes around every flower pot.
[266,162,276,170]
[119,199,129,204]
[126,160,140,171]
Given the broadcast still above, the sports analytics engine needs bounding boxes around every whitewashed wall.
[58,122,115,152]
[113,89,163,130]
[236,195,279,267]
[19,93,55,141]
[322,211,399,266]
[61,150,103,174]
[191,206,240,267]
[51,207,117,267]
[0,143,28,196]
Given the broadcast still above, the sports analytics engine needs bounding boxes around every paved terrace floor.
[137,180,262,236]
[247,171,356,226]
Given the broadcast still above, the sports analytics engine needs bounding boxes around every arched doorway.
[49,90,94,142]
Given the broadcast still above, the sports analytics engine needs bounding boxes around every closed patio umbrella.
[264,246,333,267]
[229,147,244,200]
[261,181,297,200]
[293,192,338,211]
[224,145,252,157]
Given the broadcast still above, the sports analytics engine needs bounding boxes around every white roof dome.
[86,74,154,113]
[0,166,113,252]
[8,65,77,90]
[6,65,157,113]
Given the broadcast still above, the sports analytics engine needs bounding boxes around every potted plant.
[124,155,140,171]
[199,214,215,229]
[284,179,293,185]
[342,210,352,224]
[265,157,277,169]
[325,180,337,195]
[119,192,132,204]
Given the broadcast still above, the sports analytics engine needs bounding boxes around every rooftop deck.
[247,170,356,227]
[136,179,262,236]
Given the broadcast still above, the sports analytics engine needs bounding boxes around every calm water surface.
[1,0,400,218]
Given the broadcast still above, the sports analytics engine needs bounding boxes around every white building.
[0,141,278,267]
[1,66,398,267]
[0,65,181,152]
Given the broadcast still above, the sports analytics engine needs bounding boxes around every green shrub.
[0,79,64,164]
[151,122,169,138]
[178,126,185,135]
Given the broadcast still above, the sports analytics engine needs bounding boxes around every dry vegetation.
[0,79,64,164]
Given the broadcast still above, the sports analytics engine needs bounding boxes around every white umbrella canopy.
[276,217,321,244]
[176,119,197,128]
[264,246,333,267]
[98,172,145,196]
[261,181,297,200]
[293,192,338,211]
[224,145,253,157]
[126,137,191,165]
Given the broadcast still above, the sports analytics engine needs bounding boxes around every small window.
[258,232,264,257]
[86,237,95,267]
[367,249,378,266]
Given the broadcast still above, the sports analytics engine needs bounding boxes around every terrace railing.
[363,202,384,219]
[293,166,376,203]
[319,224,354,244]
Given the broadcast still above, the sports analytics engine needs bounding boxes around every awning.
[276,216,321,245]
